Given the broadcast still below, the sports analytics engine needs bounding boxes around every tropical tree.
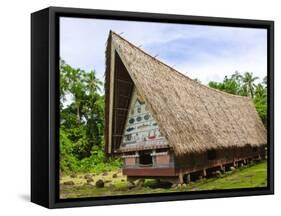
[254,83,266,98]
[241,72,259,98]
[60,60,104,159]
[208,76,240,95]
[208,71,267,127]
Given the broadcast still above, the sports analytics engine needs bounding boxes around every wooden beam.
[116,78,132,85]
[114,107,128,111]
[119,94,130,98]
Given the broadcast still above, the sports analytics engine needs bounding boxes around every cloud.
[60,17,267,86]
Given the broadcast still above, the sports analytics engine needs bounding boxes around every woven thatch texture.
[106,31,267,156]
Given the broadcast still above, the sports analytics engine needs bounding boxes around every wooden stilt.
[186,174,191,184]
[233,160,237,168]
[178,170,184,184]
[202,169,206,178]
[220,165,225,174]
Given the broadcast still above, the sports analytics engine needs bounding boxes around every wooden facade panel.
[125,157,136,166]
[156,155,170,165]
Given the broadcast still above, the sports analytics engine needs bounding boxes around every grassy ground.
[60,160,267,199]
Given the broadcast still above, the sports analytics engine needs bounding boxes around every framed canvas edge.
[32,6,274,209]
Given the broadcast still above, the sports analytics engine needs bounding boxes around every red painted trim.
[123,167,176,176]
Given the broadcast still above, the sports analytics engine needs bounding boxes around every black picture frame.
[31,6,274,208]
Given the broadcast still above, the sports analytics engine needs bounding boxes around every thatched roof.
[105,31,267,156]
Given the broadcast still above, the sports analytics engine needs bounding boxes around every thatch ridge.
[110,31,252,100]
[105,31,267,156]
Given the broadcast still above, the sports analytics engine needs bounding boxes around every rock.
[87,178,94,183]
[102,172,108,176]
[70,173,77,178]
[215,170,222,177]
[230,166,236,171]
[84,174,92,179]
[127,181,135,189]
[112,173,118,178]
[63,181,74,185]
[85,175,93,181]
[96,179,104,188]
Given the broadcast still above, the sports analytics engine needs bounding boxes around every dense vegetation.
[208,71,267,126]
[60,60,122,174]
[60,60,267,174]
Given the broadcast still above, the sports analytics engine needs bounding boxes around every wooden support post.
[152,150,156,167]
[186,174,191,184]
[178,170,184,184]
[202,169,207,178]
[233,160,237,168]
[135,151,139,165]
[220,165,225,174]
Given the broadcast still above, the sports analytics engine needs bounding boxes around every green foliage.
[209,76,241,95]
[60,128,79,172]
[59,60,121,173]
[253,83,267,126]
[208,71,267,126]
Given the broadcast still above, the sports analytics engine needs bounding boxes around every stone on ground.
[63,181,74,185]
[70,173,77,178]
[84,174,92,179]
[86,178,94,183]
[95,179,105,188]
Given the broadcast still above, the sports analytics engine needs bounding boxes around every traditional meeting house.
[104,31,267,184]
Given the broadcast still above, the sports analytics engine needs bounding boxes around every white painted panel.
[121,90,168,147]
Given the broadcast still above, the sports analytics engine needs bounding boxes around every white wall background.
[0,0,279,214]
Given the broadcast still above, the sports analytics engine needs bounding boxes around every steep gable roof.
[105,31,267,156]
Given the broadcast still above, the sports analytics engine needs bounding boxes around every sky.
[60,17,267,87]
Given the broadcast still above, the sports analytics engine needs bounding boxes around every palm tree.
[242,72,259,98]
[254,83,266,98]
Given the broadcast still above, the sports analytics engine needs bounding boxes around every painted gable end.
[120,89,168,150]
